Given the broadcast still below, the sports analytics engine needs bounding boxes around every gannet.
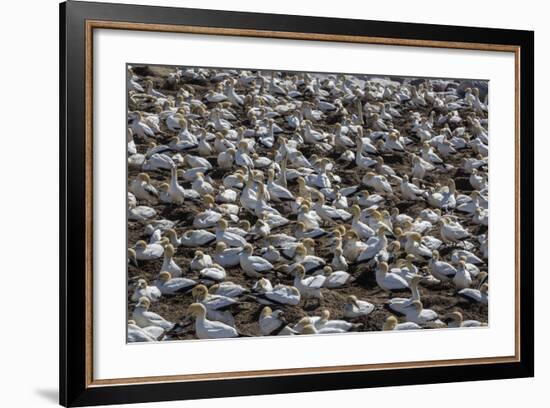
[132,297,174,330]
[293,264,325,302]
[215,219,247,247]
[193,197,223,229]
[237,244,272,277]
[191,285,237,327]
[314,309,360,332]
[254,283,301,306]
[383,315,421,331]
[356,227,389,263]
[404,232,432,259]
[127,320,165,342]
[191,172,215,196]
[343,295,374,318]
[292,244,326,274]
[404,300,445,327]
[134,239,164,261]
[445,311,485,328]
[259,307,296,336]
[428,250,457,282]
[349,205,375,239]
[188,303,238,339]
[190,250,213,271]
[428,181,457,210]
[177,229,216,247]
[439,217,469,243]
[322,266,354,288]
[312,192,352,223]
[197,263,225,282]
[217,148,235,169]
[213,242,241,267]
[387,275,423,315]
[451,250,483,265]
[400,175,426,201]
[331,247,348,271]
[363,172,393,194]
[131,278,162,303]
[130,173,159,203]
[266,169,294,202]
[453,260,472,290]
[376,261,409,292]
[154,271,196,295]
[209,281,248,298]
[355,190,385,208]
[458,283,488,304]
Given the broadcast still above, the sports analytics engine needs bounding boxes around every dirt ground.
[127,65,488,339]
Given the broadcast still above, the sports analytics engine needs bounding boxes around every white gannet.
[428,250,457,282]
[191,172,215,196]
[259,306,296,336]
[209,281,248,298]
[331,247,349,271]
[131,278,162,302]
[376,261,409,292]
[356,227,389,263]
[439,216,469,243]
[213,242,241,267]
[254,283,301,306]
[458,283,488,305]
[343,295,374,318]
[403,232,432,260]
[190,250,213,271]
[160,243,182,277]
[445,311,485,328]
[453,260,472,290]
[193,196,223,228]
[177,229,216,247]
[292,244,326,274]
[363,172,393,194]
[451,249,483,265]
[312,192,352,224]
[267,169,295,202]
[134,239,164,261]
[132,297,174,330]
[199,264,227,282]
[400,175,426,201]
[239,244,274,278]
[188,303,238,339]
[355,190,385,208]
[217,147,235,169]
[350,205,375,239]
[215,219,247,247]
[322,266,354,288]
[404,300,445,327]
[127,320,164,342]
[387,274,423,315]
[313,309,360,332]
[293,264,325,302]
[428,181,457,210]
[191,285,237,327]
[130,173,159,203]
[154,271,196,295]
[383,315,421,331]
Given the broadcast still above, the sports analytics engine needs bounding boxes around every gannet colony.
[127,65,488,342]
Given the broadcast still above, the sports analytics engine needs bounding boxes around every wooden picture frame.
[60,1,534,406]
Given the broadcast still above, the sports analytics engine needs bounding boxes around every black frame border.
[60,1,534,406]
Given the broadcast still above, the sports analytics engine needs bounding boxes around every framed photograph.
[60,1,534,406]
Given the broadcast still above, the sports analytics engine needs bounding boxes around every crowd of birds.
[126,65,489,343]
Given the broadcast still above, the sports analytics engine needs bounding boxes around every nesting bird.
[127,65,488,342]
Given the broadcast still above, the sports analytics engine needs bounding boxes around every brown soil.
[127,65,488,339]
